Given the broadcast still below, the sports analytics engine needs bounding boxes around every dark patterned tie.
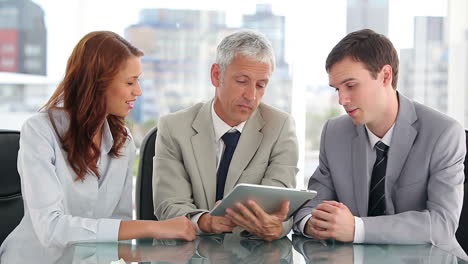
[216,131,241,201]
[368,141,390,216]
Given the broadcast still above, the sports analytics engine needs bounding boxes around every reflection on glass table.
[2,233,468,263]
[292,235,468,264]
[0,233,293,263]
[195,233,292,264]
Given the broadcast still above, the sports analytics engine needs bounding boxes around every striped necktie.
[368,141,389,216]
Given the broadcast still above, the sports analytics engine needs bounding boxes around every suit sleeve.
[258,115,299,237]
[260,115,299,188]
[153,117,207,220]
[361,121,465,245]
[293,120,338,234]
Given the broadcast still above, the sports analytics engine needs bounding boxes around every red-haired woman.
[0,31,196,254]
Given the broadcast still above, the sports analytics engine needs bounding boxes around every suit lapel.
[224,108,265,193]
[352,125,370,216]
[191,101,217,208]
[385,93,417,213]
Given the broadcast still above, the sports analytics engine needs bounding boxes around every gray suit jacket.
[153,100,299,234]
[294,93,465,245]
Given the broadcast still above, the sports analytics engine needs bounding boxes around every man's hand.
[305,200,355,242]
[225,200,289,241]
[198,213,236,233]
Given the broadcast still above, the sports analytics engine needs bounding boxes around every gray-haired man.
[153,30,299,241]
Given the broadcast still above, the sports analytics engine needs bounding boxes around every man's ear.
[211,64,221,87]
[381,64,393,87]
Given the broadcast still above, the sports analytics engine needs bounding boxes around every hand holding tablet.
[210,183,317,219]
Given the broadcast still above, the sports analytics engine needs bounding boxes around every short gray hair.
[216,29,275,75]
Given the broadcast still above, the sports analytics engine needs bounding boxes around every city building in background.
[346,0,389,36]
[0,71,51,128]
[399,16,448,113]
[0,0,49,119]
[243,3,292,113]
[125,8,230,123]
[0,0,46,75]
[346,1,449,117]
[125,4,292,123]
[447,0,468,126]
[0,0,460,183]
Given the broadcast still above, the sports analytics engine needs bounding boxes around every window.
[1,0,462,186]
[1,43,15,53]
[24,44,41,56]
[1,57,14,68]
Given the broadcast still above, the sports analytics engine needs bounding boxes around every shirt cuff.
[299,214,315,238]
[97,218,121,242]
[191,212,207,234]
[353,216,364,243]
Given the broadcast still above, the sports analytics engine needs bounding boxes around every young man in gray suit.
[153,30,299,241]
[294,29,465,246]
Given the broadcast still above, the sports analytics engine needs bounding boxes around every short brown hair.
[43,31,144,181]
[325,29,399,89]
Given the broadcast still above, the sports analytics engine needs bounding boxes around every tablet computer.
[210,183,317,218]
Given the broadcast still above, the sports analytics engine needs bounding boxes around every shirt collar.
[365,123,395,149]
[211,101,246,143]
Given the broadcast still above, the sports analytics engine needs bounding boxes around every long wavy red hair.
[42,31,144,181]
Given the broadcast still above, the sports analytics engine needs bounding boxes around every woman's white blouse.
[0,109,135,251]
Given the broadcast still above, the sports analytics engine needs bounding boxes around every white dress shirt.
[191,101,246,232]
[299,123,395,243]
[0,109,135,253]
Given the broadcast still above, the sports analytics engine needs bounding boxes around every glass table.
[2,233,467,263]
